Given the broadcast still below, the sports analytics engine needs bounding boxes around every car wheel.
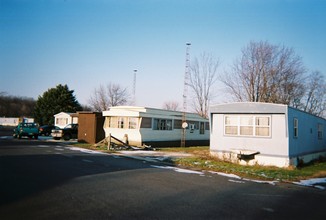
[63,133,71,141]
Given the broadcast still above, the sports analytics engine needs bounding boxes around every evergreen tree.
[34,84,82,125]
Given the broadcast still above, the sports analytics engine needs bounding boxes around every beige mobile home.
[209,102,326,167]
[54,112,78,128]
[102,106,209,147]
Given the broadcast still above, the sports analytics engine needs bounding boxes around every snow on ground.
[293,178,326,190]
[152,165,326,189]
[243,178,278,186]
[208,171,278,185]
[119,150,192,158]
[0,136,12,139]
[208,171,242,179]
[151,165,205,175]
[67,146,107,155]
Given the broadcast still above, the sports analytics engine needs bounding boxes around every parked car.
[13,122,39,139]
[51,124,78,141]
[39,125,58,136]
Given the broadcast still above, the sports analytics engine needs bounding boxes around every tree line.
[1,85,85,125]
[0,92,36,117]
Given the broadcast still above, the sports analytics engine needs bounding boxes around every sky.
[1,0,325,109]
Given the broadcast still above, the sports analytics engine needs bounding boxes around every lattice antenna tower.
[181,43,191,147]
[132,69,137,105]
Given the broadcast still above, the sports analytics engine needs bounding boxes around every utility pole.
[181,43,191,147]
[132,69,137,106]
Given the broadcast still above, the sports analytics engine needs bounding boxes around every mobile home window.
[118,117,125,129]
[190,124,195,133]
[129,117,138,129]
[56,118,68,126]
[153,119,173,130]
[255,117,270,136]
[293,118,298,138]
[200,122,205,134]
[240,116,253,136]
[224,115,270,137]
[109,117,118,128]
[140,117,152,128]
[225,116,238,135]
[318,124,323,140]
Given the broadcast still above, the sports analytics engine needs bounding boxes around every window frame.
[128,117,138,129]
[224,115,271,137]
[199,122,205,134]
[153,118,173,131]
[118,117,125,129]
[317,123,323,140]
[293,118,298,138]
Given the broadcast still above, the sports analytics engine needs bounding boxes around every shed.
[78,112,105,144]
[209,102,326,167]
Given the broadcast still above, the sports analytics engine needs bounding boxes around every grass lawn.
[157,146,326,181]
[71,143,326,181]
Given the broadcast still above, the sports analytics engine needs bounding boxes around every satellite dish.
[182,122,188,129]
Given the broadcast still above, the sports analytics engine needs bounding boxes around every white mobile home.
[54,112,78,128]
[209,102,326,167]
[102,106,209,147]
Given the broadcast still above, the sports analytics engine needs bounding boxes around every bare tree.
[301,71,326,117]
[188,52,219,118]
[221,41,306,106]
[89,85,108,112]
[89,83,129,111]
[162,101,180,111]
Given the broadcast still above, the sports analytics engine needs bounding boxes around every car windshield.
[22,123,37,128]
[64,124,72,129]
[64,124,76,129]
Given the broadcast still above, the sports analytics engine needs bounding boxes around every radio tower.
[132,69,137,105]
[181,43,191,147]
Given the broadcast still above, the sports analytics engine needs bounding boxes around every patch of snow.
[228,179,245,184]
[208,171,241,179]
[208,171,278,185]
[243,178,278,186]
[67,147,107,155]
[151,165,204,175]
[314,185,325,190]
[293,178,326,190]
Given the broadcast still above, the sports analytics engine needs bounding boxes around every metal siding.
[210,102,287,114]
[288,107,326,157]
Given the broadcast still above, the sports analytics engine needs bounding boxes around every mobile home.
[102,106,209,147]
[209,102,326,167]
[54,112,78,128]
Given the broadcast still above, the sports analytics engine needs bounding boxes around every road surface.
[0,137,325,219]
